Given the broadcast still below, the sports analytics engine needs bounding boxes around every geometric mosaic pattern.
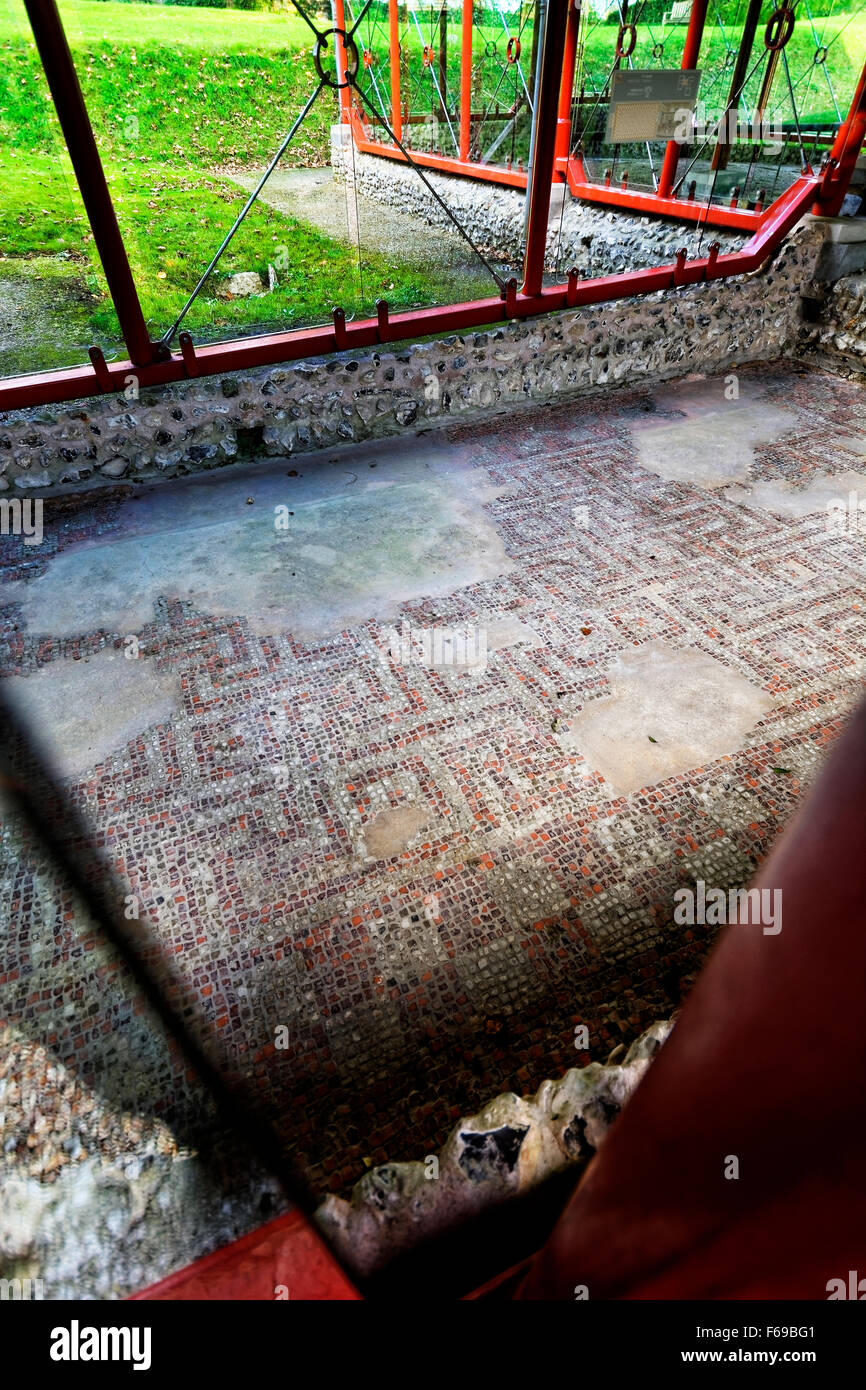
[1,361,864,1199]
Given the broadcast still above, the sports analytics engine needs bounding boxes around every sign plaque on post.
[605,69,702,143]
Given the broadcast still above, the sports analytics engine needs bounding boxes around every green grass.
[0,1,479,371]
[3,1,863,163]
[0,149,490,374]
[1,0,337,166]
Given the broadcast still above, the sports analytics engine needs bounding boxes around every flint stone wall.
[316,1019,673,1278]
[1,1018,671,1296]
[800,269,866,375]
[330,124,744,276]
[0,224,826,493]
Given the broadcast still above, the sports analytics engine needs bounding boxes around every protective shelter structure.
[5,0,865,411]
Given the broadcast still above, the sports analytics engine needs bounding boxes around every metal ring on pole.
[506,36,521,64]
[313,28,359,89]
[813,45,828,66]
[652,42,665,59]
[485,40,498,57]
[764,7,795,53]
[422,44,433,68]
[616,23,637,59]
[362,48,375,69]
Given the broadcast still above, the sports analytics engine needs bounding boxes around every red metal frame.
[554,0,582,171]
[562,156,773,228]
[4,0,864,413]
[347,1,866,225]
[460,0,473,162]
[819,56,866,217]
[0,168,824,411]
[522,0,571,296]
[130,1209,362,1301]
[350,119,531,187]
[389,0,403,141]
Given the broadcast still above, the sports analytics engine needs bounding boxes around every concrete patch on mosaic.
[362,804,432,860]
[631,379,799,489]
[561,641,775,797]
[483,613,543,652]
[724,467,866,520]
[5,440,516,642]
[1,648,179,778]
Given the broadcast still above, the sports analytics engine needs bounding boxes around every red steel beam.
[131,1209,361,1301]
[459,0,473,162]
[815,58,866,216]
[553,0,581,172]
[351,122,530,186]
[388,0,402,140]
[564,153,763,228]
[522,0,572,297]
[0,174,820,412]
[657,0,710,199]
[22,0,160,369]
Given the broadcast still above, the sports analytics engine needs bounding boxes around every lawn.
[0,146,493,375]
[0,0,863,375]
[2,0,336,167]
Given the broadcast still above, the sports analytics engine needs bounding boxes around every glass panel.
[53,0,372,347]
[574,2,689,195]
[0,0,116,379]
[346,0,514,315]
[468,2,539,173]
[571,1,866,210]
[689,1,866,208]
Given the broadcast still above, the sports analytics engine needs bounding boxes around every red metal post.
[388,0,402,140]
[522,0,572,297]
[332,0,353,123]
[22,0,159,367]
[816,58,866,216]
[459,0,473,163]
[657,0,710,199]
[710,0,762,172]
[554,0,581,171]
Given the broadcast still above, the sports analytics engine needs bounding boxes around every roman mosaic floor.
[2,359,865,1209]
